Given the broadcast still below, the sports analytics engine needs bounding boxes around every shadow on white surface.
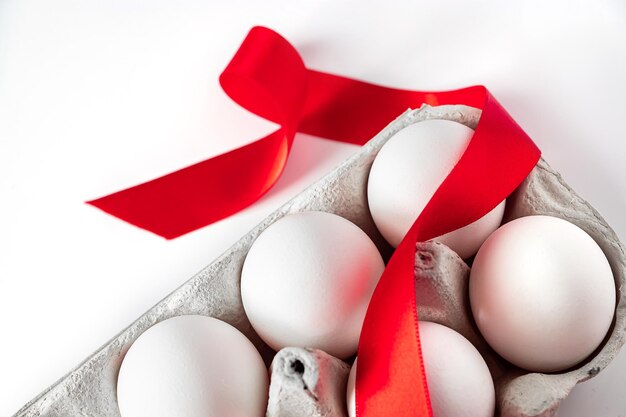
[558,345,626,415]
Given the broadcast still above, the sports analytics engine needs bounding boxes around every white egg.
[367,119,505,259]
[470,215,616,372]
[346,322,495,417]
[117,315,268,417]
[241,211,385,359]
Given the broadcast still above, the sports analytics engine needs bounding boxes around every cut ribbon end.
[86,195,184,240]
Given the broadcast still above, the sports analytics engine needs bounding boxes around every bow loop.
[220,26,308,130]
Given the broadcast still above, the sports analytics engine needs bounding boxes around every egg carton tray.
[13,105,626,417]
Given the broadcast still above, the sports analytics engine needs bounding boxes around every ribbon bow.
[88,26,540,416]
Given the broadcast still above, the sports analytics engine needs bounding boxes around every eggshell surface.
[470,215,616,372]
[241,211,385,358]
[346,321,495,417]
[367,119,505,258]
[116,315,268,417]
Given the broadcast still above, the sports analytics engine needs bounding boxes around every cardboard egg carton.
[14,105,625,417]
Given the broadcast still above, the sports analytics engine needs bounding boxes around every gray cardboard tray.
[13,105,626,417]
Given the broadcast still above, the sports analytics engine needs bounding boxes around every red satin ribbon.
[88,27,541,416]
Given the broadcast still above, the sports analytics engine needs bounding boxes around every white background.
[1,0,625,415]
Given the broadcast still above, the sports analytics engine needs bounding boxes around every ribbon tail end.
[85,195,181,240]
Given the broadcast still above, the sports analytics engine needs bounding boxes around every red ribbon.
[88,27,540,416]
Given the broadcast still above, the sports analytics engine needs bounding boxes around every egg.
[470,215,616,372]
[116,315,268,417]
[367,119,505,259]
[241,211,385,359]
[346,321,495,417]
